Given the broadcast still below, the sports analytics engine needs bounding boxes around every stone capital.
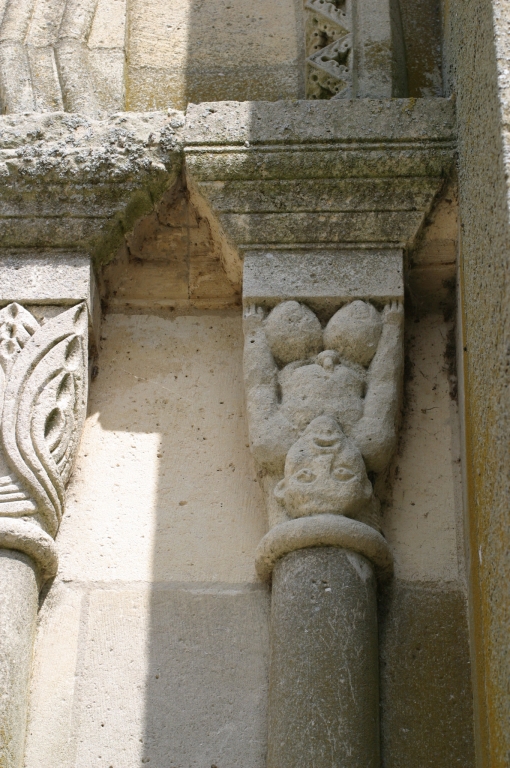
[0,254,96,585]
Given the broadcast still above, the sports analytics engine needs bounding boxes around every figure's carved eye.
[332,466,355,481]
[294,469,316,483]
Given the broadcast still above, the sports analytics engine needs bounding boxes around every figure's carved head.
[324,300,382,367]
[274,416,373,518]
[265,301,323,365]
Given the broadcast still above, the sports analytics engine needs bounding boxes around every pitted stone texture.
[58,312,266,584]
[379,580,475,767]
[264,300,322,365]
[273,417,374,520]
[255,513,393,581]
[0,111,183,267]
[243,299,403,484]
[0,551,38,768]
[74,586,269,768]
[24,583,84,768]
[0,303,87,541]
[127,0,301,110]
[0,253,100,345]
[184,99,455,146]
[442,1,510,759]
[185,100,454,257]
[0,0,126,115]
[268,547,379,768]
[0,102,454,271]
[243,250,404,313]
[104,179,241,312]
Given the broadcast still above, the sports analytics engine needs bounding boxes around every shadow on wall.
[84,310,269,768]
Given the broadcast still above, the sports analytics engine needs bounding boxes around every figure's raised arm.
[351,301,404,473]
[243,304,298,471]
[243,305,279,392]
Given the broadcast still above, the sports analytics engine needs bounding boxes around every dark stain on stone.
[399,0,443,96]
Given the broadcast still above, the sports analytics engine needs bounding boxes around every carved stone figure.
[274,415,373,515]
[0,302,88,579]
[243,298,403,530]
[246,299,401,768]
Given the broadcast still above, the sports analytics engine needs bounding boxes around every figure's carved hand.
[243,304,266,334]
[382,300,404,326]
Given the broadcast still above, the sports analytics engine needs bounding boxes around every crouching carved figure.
[243,299,403,578]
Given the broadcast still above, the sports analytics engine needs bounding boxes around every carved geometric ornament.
[0,303,88,538]
[305,0,353,99]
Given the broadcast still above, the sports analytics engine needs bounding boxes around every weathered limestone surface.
[103,181,241,312]
[127,0,302,110]
[243,249,403,313]
[0,0,413,113]
[0,255,96,768]
[23,312,270,768]
[0,551,38,768]
[0,111,183,265]
[185,99,455,267]
[0,94,474,768]
[0,100,454,277]
[0,0,126,114]
[379,580,474,768]
[268,547,379,768]
[442,0,510,763]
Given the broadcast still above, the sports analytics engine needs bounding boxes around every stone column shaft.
[0,552,39,768]
[268,546,379,768]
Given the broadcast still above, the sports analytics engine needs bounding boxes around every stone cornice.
[0,98,455,278]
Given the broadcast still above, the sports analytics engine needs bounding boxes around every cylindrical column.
[268,546,380,768]
[0,550,39,768]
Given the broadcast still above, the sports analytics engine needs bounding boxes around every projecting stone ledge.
[0,110,185,266]
[0,98,455,282]
[185,98,456,267]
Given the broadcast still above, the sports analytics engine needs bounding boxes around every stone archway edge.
[255,513,393,581]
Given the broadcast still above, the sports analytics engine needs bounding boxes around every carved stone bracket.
[243,295,403,551]
[0,252,97,583]
[243,292,401,767]
[241,279,403,766]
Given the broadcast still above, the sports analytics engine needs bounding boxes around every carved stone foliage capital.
[0,302,88,581]
[244,299,403,578]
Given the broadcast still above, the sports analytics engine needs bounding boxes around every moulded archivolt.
[0,0,126,113]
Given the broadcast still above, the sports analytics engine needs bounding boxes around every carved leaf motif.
[1,304,88,537]
[0,302,39,380]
